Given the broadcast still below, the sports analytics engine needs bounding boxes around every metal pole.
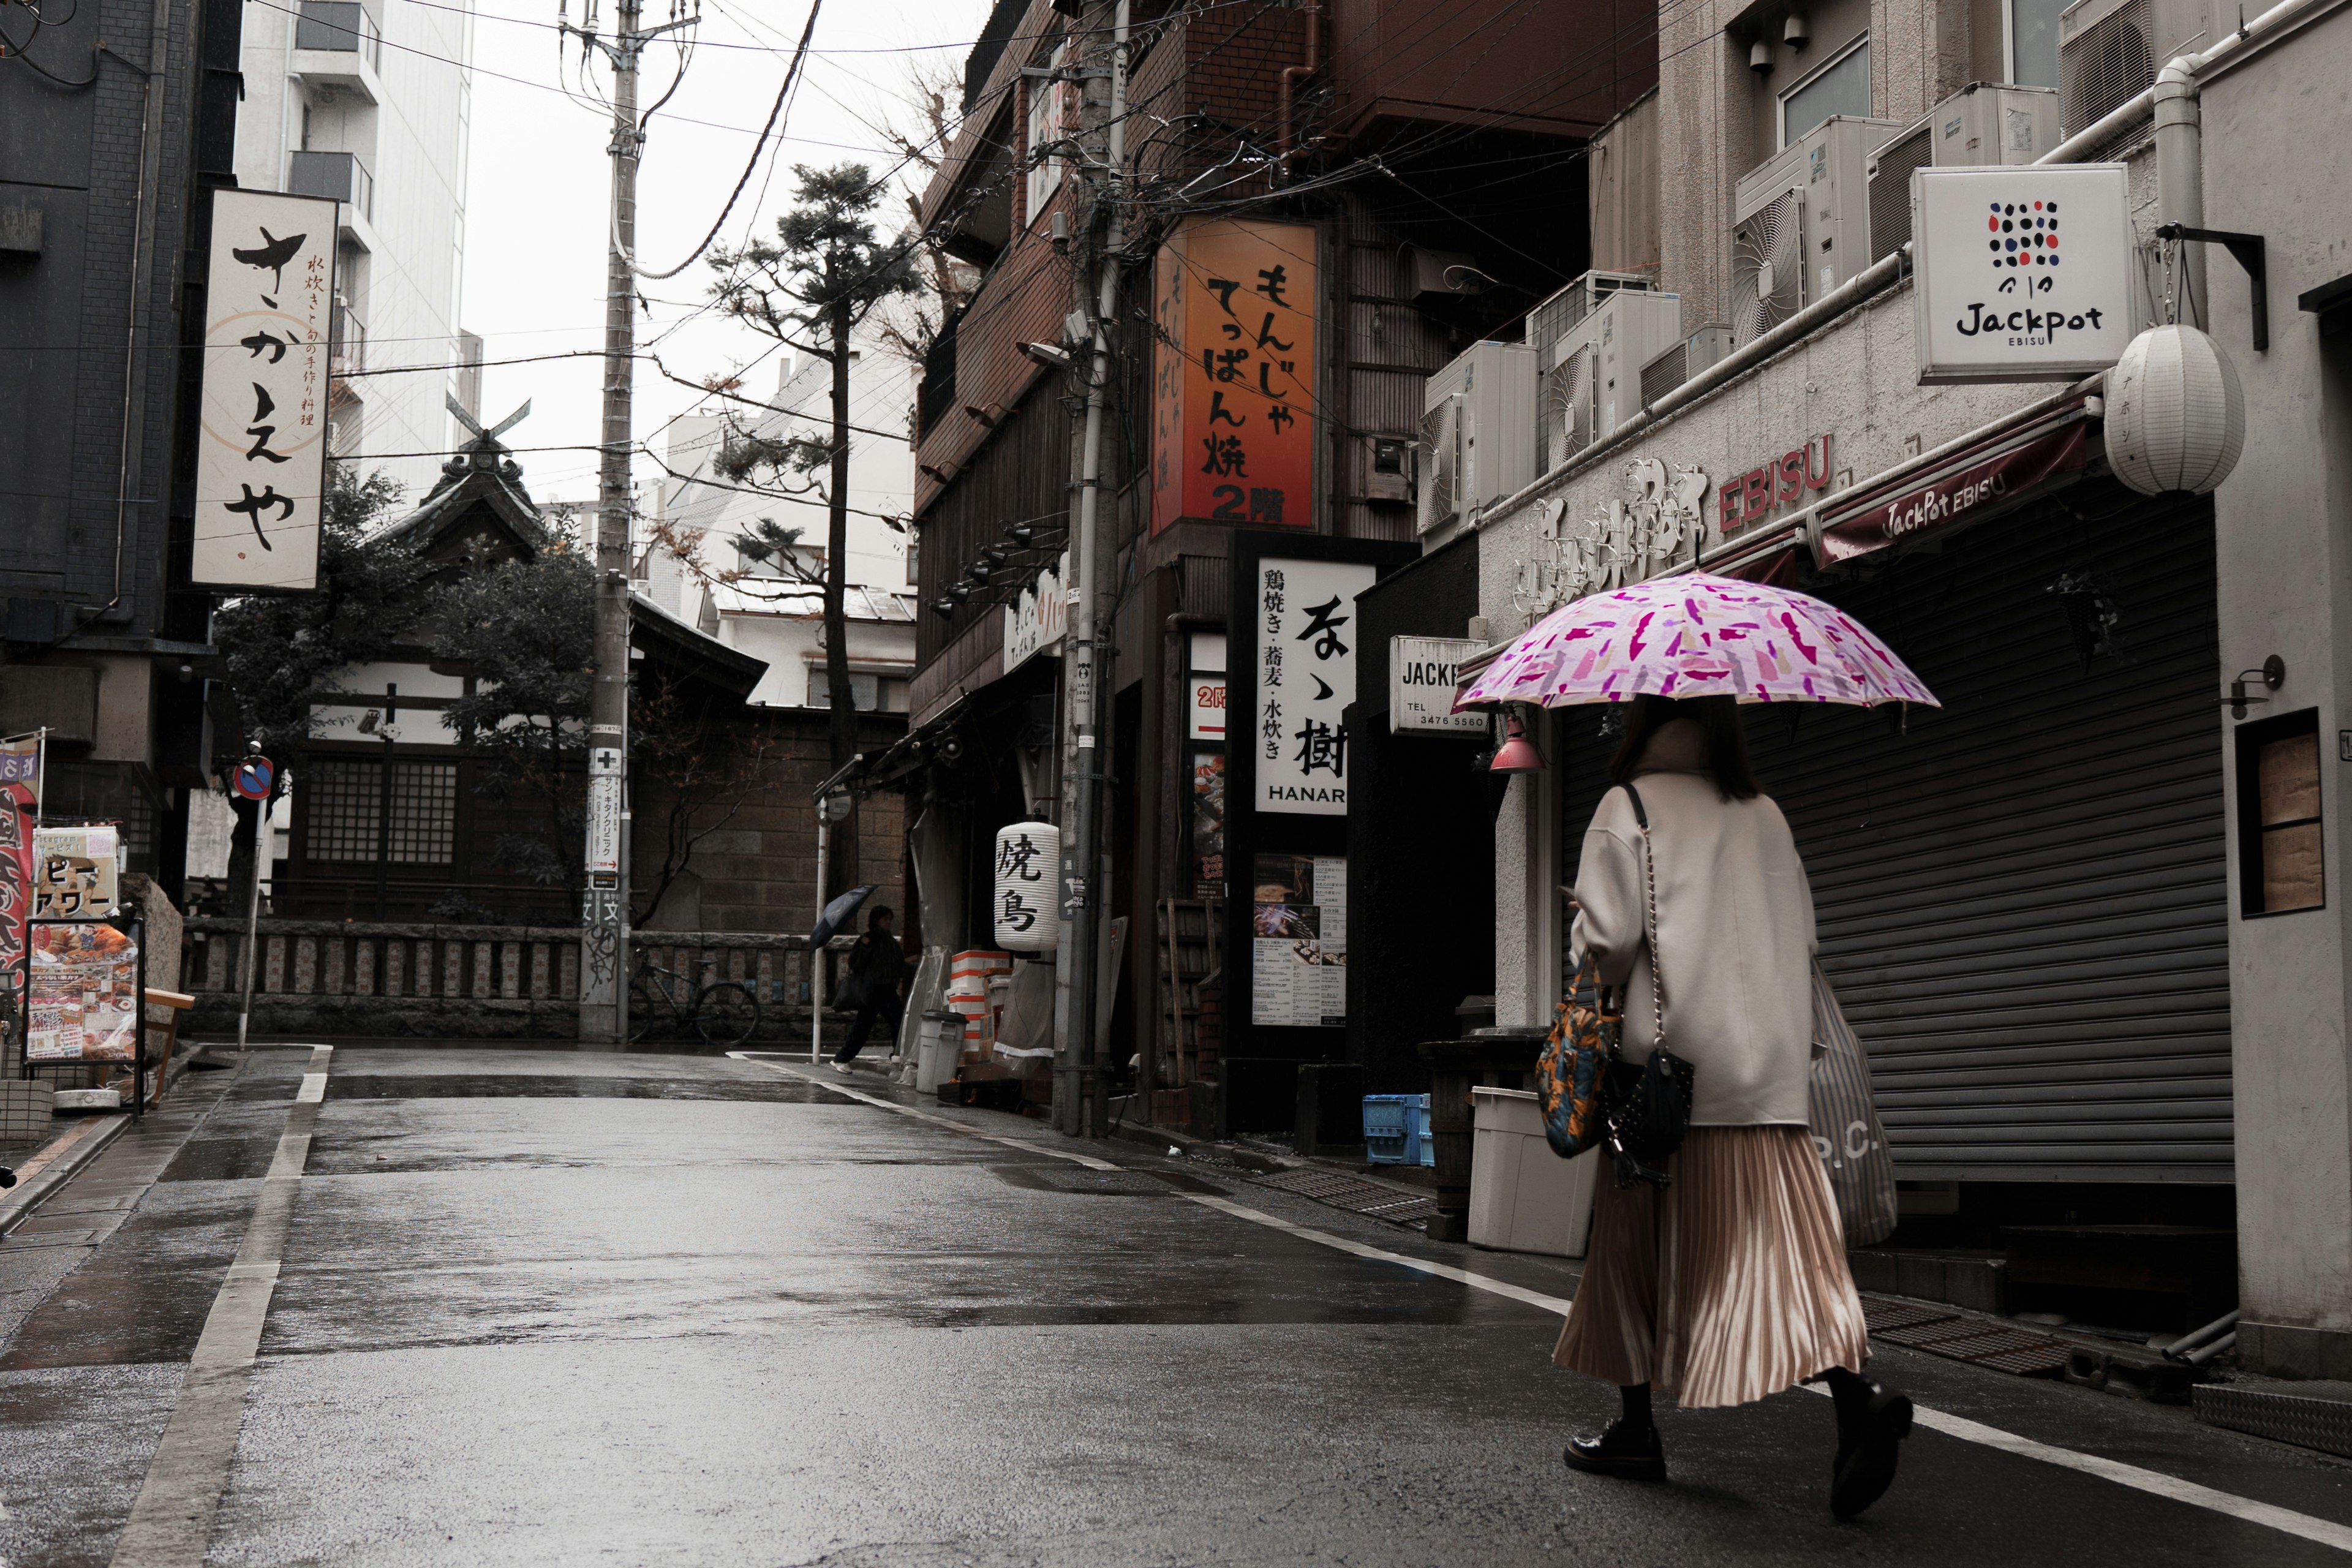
[234,780,270,1051]
[811,809,828,1063]
[578,0,656,1045]
[1061,0,1129,1137]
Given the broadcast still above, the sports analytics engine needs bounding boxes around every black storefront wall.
[1555,480,2230,1189]
[1223,530,1416,1134]
[1347,534,1496,1102]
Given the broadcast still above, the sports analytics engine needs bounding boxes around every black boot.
[1566,1386,1667,1481]
[1824,1368,1912,1518]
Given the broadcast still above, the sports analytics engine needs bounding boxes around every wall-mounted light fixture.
[1490,712,1546,773]
[2226,655,2286,720]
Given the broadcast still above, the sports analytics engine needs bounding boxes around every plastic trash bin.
[914,1009,966,1095]
[1468,1087,1597,1257]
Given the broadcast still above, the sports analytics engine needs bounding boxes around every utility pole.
[1056,0,1129,1136]
[565,0,695,1043]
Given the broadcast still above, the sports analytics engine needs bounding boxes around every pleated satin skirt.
[1552,1125,1869,1409]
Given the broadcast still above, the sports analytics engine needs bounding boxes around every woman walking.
[1554,693,1912,1519]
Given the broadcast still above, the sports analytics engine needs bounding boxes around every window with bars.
[304,760,459,863]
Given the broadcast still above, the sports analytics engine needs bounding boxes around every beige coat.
[1569,722,1819,1126]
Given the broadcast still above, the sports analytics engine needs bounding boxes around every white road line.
[743,1052,2352,1554]
[108,1047,330,1568]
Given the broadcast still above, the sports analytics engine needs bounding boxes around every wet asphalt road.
[2,1046,2350,1567]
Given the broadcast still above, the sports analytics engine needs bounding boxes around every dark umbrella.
[810,884,880,951]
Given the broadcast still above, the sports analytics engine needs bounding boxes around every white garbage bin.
[1468,1087,1597,1257]
[914,1010,965,1095]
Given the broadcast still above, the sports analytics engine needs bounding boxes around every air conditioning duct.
[1416,341,1536,537]
[2057,0,2210,139]
[1732,115,1901,345]
[1866,85,2061,262]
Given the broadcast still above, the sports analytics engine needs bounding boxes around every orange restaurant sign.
[1151,218,1317,535]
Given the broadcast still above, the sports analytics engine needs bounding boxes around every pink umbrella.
[1456,572,1939,710]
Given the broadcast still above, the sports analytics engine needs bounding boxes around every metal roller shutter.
[1556,487,2228,1183]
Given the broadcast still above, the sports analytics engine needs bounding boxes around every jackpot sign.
[1913,164,2137,385]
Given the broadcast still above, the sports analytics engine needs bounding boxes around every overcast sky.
[458,0,995,506]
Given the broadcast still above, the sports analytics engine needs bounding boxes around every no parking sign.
[232,756,274,801]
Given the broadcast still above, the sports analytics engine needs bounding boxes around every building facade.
[883,0,1658,1125]
[1464,0,2352,1373]
[0,0,246,898]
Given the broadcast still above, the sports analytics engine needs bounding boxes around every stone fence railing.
[180,918,850,1042]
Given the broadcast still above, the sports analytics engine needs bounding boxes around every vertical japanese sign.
[1152,219,1317,534]
[192,189,338,591]
[586,745,622,883]
[1254,558,1374,815]
[0,775,31,1044]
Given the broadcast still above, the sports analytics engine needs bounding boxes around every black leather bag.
[1602,783,1696,1189]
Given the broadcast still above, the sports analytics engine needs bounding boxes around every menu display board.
[1250,853,1346,1027]
[26,921,140,1061]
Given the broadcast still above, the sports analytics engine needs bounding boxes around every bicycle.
[628,954,762,1047]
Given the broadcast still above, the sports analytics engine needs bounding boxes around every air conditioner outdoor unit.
[2058,0,2210,138]
[1867,85,2062,262]
[1732,116,1902,344]
[1416,340,1536,537]
[1637,323,1734,407]
[1534,288,1681,473]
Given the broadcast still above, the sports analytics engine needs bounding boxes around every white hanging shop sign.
[992,821,1059,952]
[1252,558,1375,815]
[1390,636,1486,735]
[192,189,339,592]
[1001,551,1071,674]
[1913,163,2138,385]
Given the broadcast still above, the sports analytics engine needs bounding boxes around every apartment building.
[234,0,476,500]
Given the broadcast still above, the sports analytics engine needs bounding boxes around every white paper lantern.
[2105,324,2246,496]
[992,821,1060,952]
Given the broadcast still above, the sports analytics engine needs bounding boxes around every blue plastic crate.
[1363,1093,1434,1167]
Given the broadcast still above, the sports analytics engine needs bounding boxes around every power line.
[624,1,821,279]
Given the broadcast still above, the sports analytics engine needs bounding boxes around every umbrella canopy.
[810,884,880,951]
[1456,573,1938,710]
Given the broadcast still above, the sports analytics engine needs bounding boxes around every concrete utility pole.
[1055,0,1130,1136]
[567,0,695,1042]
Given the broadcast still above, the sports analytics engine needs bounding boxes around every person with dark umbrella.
[832,905,908,1073]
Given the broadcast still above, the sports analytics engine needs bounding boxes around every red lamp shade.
[1490,714,1545,772]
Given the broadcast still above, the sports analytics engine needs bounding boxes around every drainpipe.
[2153,60,2207,321]
[1276,1,1324,179]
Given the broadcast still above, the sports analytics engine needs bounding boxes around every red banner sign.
[1818,421,2090,566]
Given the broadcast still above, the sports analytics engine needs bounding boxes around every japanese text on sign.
[1253,559,1375,816]
[1152,219,1317,534]
[192,189,338,591]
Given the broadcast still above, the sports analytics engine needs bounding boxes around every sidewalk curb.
[0,1113,131,1237]
[0,1052,205,1238]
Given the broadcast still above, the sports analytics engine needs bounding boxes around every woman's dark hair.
[865,905,895,930]
[1608,694,1759,801]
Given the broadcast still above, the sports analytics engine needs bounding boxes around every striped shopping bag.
[1808,958,1898,1248]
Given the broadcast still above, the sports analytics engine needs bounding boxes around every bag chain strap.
[1637,810,1667,1051]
